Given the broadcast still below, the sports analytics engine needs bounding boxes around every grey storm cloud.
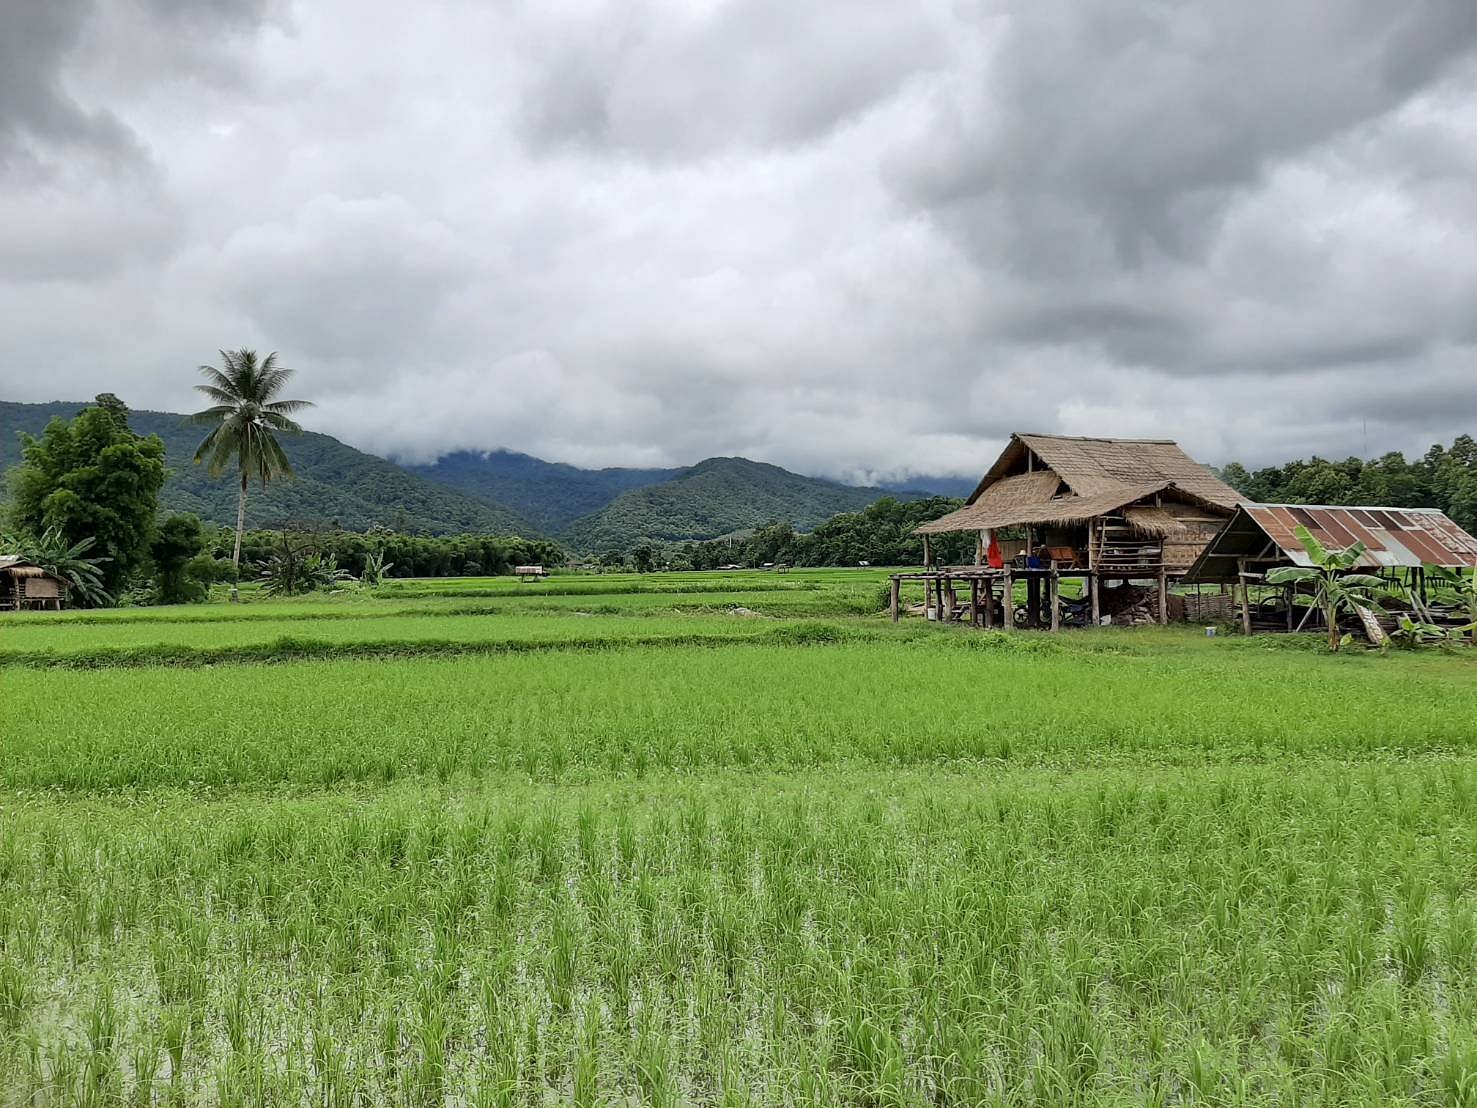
[2,0,1477,481]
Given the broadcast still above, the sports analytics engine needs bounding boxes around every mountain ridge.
[3,398,972,547]
[0,400,535,536]
[557,456,919,552]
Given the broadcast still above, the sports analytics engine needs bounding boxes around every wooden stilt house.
[895,434,1245,628]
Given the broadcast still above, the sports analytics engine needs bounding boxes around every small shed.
[1182,504,1477,634]
[0,557,69,611]
[1183,504,1477,582]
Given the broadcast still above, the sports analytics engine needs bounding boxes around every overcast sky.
[5,1,1477,481]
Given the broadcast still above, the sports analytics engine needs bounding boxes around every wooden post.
[1025,574,1040,629]
[1001,570,1013,631]
[983,577,995,628]
[1238,559,1252,635]
[1089,572,1100,628]
[943,577,955,622]
[1285,583,1294,631]
[1049,571,1061,632]
[975,532,985,567]
[890,576,901,623]
[922,535,932,568]
[970,577,981,627]
[1157,568,1168,626]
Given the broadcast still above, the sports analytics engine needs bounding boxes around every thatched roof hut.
[915,433,1245,572]
[0,556,69,611]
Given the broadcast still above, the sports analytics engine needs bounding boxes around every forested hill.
[405,450,681,534]
[557,456,913,552]
[0,400,534,536]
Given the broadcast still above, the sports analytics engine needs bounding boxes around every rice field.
[4,569,1477,1105]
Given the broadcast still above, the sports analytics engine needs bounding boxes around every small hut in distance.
[0,557,69,611]
[901,433,1245,627]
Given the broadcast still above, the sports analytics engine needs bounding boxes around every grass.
[3,569,1477,1104]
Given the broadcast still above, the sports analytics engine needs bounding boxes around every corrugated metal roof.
[1247,504,1477,568]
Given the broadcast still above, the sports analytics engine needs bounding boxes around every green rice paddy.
[3,568,1477,1105]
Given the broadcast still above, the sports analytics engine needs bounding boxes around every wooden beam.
[1157,568,1168,626]
[983,577,995,628]
[1001,570,1013,631]
[1238,558,1252,635]
[970,577,981,628]
[922,535,932,569]
[890,576,901,623]
[1089,572,1100,628]
[1049,571,1061,632]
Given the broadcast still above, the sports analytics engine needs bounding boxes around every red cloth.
[986,534,1004,569]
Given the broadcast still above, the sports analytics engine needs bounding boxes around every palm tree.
[190,349,312,600]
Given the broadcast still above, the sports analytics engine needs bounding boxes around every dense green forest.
[663,497,972,570]
[0,401,532,536]
[1219,435,1477,533]
[559,457,913,551]
[222,527,564,579]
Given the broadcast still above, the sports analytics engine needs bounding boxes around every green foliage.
[254,532,354,597]
[679,496,973,569]
[0,526,113,607]
[1428,563,1477,630]
[1266,525,1401,651]
[212,527,564,580]
[630,544,657,573]
[149,513,208,605]
[359,549,394,587]
[1,400,535,536]
[6,395,166,600]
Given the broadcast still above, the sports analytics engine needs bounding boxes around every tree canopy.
[8,395,166,599]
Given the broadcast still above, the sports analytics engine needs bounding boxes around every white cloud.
[3,0,1477,480]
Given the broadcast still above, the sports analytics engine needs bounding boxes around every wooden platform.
[888,566,1173,630]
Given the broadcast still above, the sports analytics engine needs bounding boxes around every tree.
[8,395,166,602]
[190,349,313,600]
[150,513,207,605]
[1266,525,1397,652]
[631,544,657,573]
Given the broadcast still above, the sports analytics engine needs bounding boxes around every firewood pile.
[1096,583,1183,626]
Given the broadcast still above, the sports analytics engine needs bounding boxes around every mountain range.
[1,399,967,550]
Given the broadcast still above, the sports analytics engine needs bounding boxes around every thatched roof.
[1122,505,1190,538]
[917,480,1199,535]
[964,434,1244,509]
[916,433,1244,536]
[0,557,64,581]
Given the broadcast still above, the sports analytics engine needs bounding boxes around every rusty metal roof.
[1247,504,1477,568]
[1184,505,1477,580]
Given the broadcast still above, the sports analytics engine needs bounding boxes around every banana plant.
[1425,561,1477,641]
[1266,524,1399,652]
[360,550,395,587]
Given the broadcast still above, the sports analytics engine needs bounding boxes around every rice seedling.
[1,766,1476,1103]
[4,568,1477,1103]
